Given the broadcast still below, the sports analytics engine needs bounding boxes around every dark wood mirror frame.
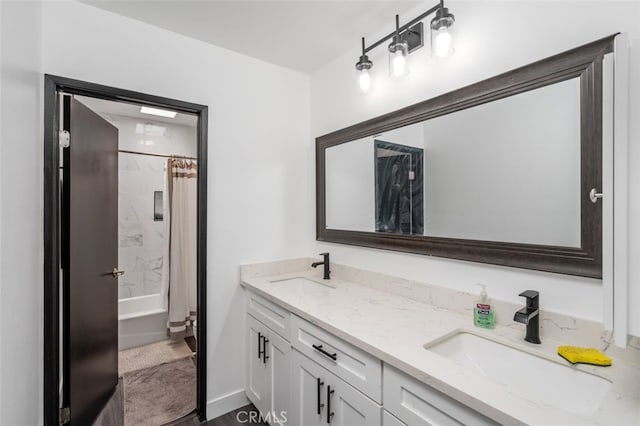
[317,35,617,279]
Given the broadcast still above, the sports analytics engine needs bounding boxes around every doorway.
[43,75,208,425]
[374,140,424,235]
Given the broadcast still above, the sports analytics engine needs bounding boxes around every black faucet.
[513,290,541,344]
[311,252,331,280]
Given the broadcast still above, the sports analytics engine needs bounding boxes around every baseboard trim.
[206,389,249,421]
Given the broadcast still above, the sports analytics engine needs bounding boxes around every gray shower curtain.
[167,158,197,336]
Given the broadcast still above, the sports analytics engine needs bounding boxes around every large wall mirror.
[317,35,616,278]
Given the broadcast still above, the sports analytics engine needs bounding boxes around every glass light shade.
[431,15,455,58]
[388,40,409,78]
[358,69,372,92]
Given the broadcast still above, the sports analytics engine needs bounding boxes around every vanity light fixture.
[388,15,409,78]
[431,5,455,58]
[355,37,373,92]
[355,0,455,91]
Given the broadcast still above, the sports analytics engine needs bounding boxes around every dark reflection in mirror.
[375,140,423,235]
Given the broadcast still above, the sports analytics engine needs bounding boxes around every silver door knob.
[589,188,603,203]
[111,268,125,278]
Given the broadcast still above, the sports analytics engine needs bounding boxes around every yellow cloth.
[557,346,612,366]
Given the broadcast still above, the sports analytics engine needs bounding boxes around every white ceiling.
[81,0,422,73]
[76,95,198,127]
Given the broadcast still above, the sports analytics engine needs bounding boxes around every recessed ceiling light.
[140,106,177,118]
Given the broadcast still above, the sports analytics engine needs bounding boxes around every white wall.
[630,0,640,340]
[0,1,43,425]
[310,0,640,333]
[1,0,310,421]
[1,4,4,421]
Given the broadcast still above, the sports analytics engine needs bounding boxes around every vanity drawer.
[246,291,291,341]
[291,315,382,403]
[383,364,497,426]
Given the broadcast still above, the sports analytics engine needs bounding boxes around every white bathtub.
[118,294,168,350]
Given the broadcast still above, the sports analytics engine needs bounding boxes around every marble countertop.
[240,262,640,426]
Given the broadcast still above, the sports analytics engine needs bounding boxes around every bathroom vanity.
[241,259,640,425]
[246,39,636,422]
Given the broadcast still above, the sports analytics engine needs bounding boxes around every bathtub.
[118,294,168,350]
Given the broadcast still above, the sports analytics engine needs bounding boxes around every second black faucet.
[513,290,541,344]
[311,252,331,280]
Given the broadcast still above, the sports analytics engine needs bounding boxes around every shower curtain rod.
[118,149,197,160]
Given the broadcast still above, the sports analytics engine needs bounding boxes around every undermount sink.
[425,331,612,415]
[270,277,334,292]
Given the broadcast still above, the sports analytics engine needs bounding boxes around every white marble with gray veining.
[118,153,167,299]
[240,258,640,425]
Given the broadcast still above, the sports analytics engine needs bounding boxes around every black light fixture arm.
[394,14,401,41]
[362,1,444,54]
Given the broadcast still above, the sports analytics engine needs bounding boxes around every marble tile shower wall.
[118,153,168,299]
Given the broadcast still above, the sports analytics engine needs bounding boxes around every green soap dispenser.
[473,284,495,329]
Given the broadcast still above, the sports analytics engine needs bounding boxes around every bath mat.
[119,339,193,375]
[123,357,196,426]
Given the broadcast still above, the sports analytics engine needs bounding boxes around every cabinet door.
[246,315,269,415]
[383,410,407,426]
[292,350,381,426]
[266,330,291,425]
[290,350,327,426]
[328,371,381,426]
[383,364,497,426]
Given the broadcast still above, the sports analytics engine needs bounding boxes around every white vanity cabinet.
[383,365,497,426]
[244,290,497,426]
[290,349,381,426]
[246,311,291,425]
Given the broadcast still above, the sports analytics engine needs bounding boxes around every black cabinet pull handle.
[316,378,324,415]
[312,344,337,361]
[258,332,263,360]
[262,337,269,364]
[326,385,334,424]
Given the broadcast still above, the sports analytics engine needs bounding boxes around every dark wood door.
[64,97,119,425]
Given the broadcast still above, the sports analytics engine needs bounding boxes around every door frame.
[43,74,209,424]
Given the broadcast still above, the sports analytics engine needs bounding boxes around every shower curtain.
[167,158,197,336]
